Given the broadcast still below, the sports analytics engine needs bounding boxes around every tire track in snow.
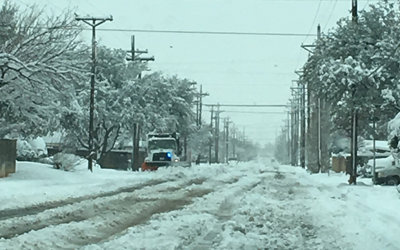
[351,200,400,250]
[188,176,267,249]
[0,178,170,221]
[191,167,344,250]
[0,185,214,250]
[0,177,207,240]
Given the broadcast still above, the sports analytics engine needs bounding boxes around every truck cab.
[141,132,183,171]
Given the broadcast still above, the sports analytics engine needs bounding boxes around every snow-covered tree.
[187,125,213,157]
[0,1,88,138]
[302,0,400,138]
[61,46,139,164]
[62,45,197,166]
[129,72,197,135]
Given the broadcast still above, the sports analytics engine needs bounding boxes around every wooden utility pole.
[290,99,296,166]
[214,104,224,163]
[300,24,324,172]
[300,80,306,168]
[222,118,227,163]
[224,117,231,163]
[198,84,209,127]
[350,0,358,184]
[290,85,302,166]
[126,35,155,171]
[209,105,214,164]
[196,100,199,126]
[232,124,236,158]
[316,24,322,171]
[287,112,290,164]
[75,15,113,172]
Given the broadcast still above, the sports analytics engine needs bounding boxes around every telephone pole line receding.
[75,15,113,172]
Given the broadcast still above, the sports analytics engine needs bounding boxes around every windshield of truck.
[148,139,176,151]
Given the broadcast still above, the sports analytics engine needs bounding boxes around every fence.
[331,156,347,173]
[0,139,17,178]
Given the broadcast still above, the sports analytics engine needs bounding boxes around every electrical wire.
[362,0,371,10]
[323,0,338,32]
[204,104,287,107]
[304,0,323,41]
[222,111,287,114]
[90,28,316,37]
[0,23,317,37]
[294,0,323,71]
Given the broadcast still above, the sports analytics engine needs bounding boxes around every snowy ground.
[1,159,400,250]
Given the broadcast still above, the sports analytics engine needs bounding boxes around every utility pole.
[195,100,199,126]
[243,127,246,144]
[232,124,236,158]
[222,118,227,163]
[287,112,290,164]
[224,117,231,163]
[290,85,301,166]
[317,24,322,171]
[300,80,306,168]
[300,24,325,172]
[215,104,223,163]
[290,99,296,166]
[372,116,376,184]
[198,84,209,127]
[126,35,155,171]
[209,105,214,164]
[350,0,358,184]
[75,15,113,172]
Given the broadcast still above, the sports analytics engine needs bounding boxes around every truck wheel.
[386,177,399,186]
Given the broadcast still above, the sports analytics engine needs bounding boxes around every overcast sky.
[21,0,379,145]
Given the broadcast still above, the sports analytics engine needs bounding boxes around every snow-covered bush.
[27,137,47,158]
[53,153,85,172]
[17,140,36,160]
[16,137,47,161]
[388,112,400,149]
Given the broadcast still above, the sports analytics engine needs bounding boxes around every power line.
[362,0,371,10]
[204,104,287,107]
[304,0,323,42]
[223,111,287,114]
[324,0,339,32]
[295,0,322,70]
[0,23,317,37]
[90,28,317,37]
[0,22,316,37]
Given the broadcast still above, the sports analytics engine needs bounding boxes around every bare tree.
[0,1,88,138]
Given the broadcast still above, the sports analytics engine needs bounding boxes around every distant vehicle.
[141,132,190,171]
[371,156,400,185]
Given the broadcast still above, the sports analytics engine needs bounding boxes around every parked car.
[369,155,400,185]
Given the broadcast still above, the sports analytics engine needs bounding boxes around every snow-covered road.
[1,159,400,250]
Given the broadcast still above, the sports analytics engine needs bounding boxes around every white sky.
[18,0,379,145]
